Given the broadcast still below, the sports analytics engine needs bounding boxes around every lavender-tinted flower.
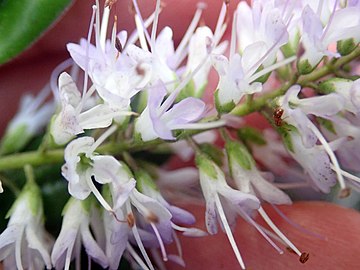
[0,181,52,270]
[279,85,344,148]
[196,153,260,270]
[135,84,207,141]
[67,2,152,110]
[51,198,108,270]
[299,2,360,71]
[213,10,294,112]
[236,0,290,65]
[226,139,311,261]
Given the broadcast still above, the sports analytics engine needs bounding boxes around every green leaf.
[0,0,73,64]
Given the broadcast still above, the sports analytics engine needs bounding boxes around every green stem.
[230,46,360,116]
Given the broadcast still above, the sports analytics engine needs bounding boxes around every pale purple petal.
[250,172,292,205]
[81,224,108,268]
[211,54,229,76]
[25,227,52,269]
[298,93,345,117]
[205,200,217,235]
[302,6,323,41]
[163,97,205,128]
[217,185,260,210]
[168,205,196,225]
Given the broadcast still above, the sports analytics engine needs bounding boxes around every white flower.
[1,86,54,154]
[0,181,52,270]
[61,126,123,214]
[226,140,291,205]
[299,3,360,68]
[135,84,224,141]
[51,72,128,145]
[51,198,108,270]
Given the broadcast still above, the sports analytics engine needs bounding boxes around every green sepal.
[199,143,224,167]
[277,124,297,153]
[215,89,236,114]
[237,127,267,146]
[225,140,253,171]
[337,39,358,56]
[6,180,42,218]
[195,153,217,179]
[0,124,30,155]
[297,58,316,75]
[253,65,271,84]
[176,80,196,102]
[318,77,352,94]
[135,170,157,192]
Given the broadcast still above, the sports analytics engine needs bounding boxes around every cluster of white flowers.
[0,0,360,269]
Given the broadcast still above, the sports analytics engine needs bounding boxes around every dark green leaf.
[0,0,73,64]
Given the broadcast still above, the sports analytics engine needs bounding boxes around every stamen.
[95,1,101,49]
[338,187,351,198]
[171,222,207,237]
[247,56,296,82]
[306,120,346,191]
[159,46,215,115]
[237,207,284,254]
[89,125,117,153]
[258,207,304,257]
[127,10,158,47]
[299,252,310,264]
[331,165,360,184]
[150,0,161,52]
[213,2,228,45]
[105,0,117,8]
[214,194,246,270]
[88,175,114,213]
[50,58,73,101]
[127,213,135,227]
[126,202,155,270]
[100,6,111,50]
[134,14,149,51]
[229,9,237,61]
[126,243,151,270]
[172,2,206,68]
[147,211,159,223]
[150,222,168,261]
[78,5,97,114]
[115,37,123,53]
[132,0,152,46]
